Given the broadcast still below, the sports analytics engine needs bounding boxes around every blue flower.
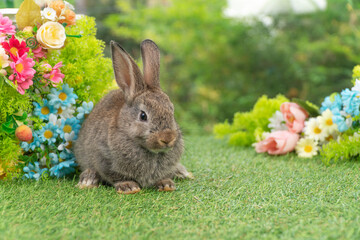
[33,99,57,120]
[49,152,59,165]
[37,123,59,145]
[320,94,342,113]
[60,150,75,160]
[48,84,78,109]
[59,117,81,139]
[341,89,360,117]
[49,152,77,178]
[23,162,48,180]
[332,108,352,132]
[20,131,41,151]
[77,101,93,120]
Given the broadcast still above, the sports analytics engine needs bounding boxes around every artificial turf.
[1,135,360,239]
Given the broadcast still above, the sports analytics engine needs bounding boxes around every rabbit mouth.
[148,147,172,154]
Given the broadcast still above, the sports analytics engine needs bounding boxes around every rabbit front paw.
[115,181,141,194]
[77,169,100,189]
[156,178,176,192]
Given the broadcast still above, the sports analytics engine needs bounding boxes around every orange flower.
[59,9,76,26]
[49,0,65,17]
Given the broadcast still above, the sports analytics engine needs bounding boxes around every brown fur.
[74,40,189,192]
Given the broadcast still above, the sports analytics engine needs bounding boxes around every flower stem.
[66,34,82,38]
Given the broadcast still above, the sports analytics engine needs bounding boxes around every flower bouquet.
[0,0,113,180]
[214,65,360,164]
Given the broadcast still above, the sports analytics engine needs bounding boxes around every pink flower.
[2,35,29,61]
[280,102,308,133]
[43,62,64,85]
[9,53,36,94]
[9,74,34,94]
[255,131,299,155]
[32,45,47,59]
[0,13,15,42]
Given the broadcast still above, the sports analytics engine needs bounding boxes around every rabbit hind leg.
[114,181,141,194]
[173,163,194,180]
[77,169,101,189]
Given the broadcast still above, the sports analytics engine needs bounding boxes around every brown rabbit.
[74,39,191,194]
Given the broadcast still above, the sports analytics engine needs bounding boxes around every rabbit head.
[111,39,181,154]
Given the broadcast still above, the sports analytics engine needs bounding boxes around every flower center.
[66,141,73,149]
[15,63,24,73]
[314,127,321,134]
[304,145,313,153]
[44,130,53,139]
[57,107,63,114]
[47,11,52,16]
[41,106,50,115]
[326,135,334,141]
[59,92,67,101]
[50,74,54,79]
[288,115,295,123]
[63,125,72,133]
[326,119,333,126]
[59,158,64,163]
[10,47,18,56]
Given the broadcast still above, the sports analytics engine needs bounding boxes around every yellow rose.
[36,21,66,49]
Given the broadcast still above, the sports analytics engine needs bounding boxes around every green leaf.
[292,98,320,117]
[1,124,15,134]
[2,76,17,90]
[13,112,28,122]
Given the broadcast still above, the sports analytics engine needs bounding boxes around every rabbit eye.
[139,111,147,121]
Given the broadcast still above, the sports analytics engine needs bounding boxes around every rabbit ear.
[111,41,144,100]
[141,39,160,89]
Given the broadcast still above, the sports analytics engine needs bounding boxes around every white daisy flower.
[296,138,319,158]
[57,105,75,119]
[41,7,57,21]
[304,117,327,142]
[351,79,360,94]
[58,131,75,153]
[268,111,287,132]
[48,113,62,128]
[318,109,338,135]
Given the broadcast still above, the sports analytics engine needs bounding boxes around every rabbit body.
[75,89,183,187]
[74,40,188,192]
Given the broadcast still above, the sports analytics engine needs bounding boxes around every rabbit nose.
[160,138,172,145]
[158,130,177,147]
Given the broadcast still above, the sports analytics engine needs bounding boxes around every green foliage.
[0,131,22,178]
[213,94,288,146]
[105,0,360,130]
[0,83,32,165]
[321,133,360,165]
[47,16,114,103]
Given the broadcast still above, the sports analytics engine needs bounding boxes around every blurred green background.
[3,0,360,134]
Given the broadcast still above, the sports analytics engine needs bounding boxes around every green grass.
[1,135,360,239]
